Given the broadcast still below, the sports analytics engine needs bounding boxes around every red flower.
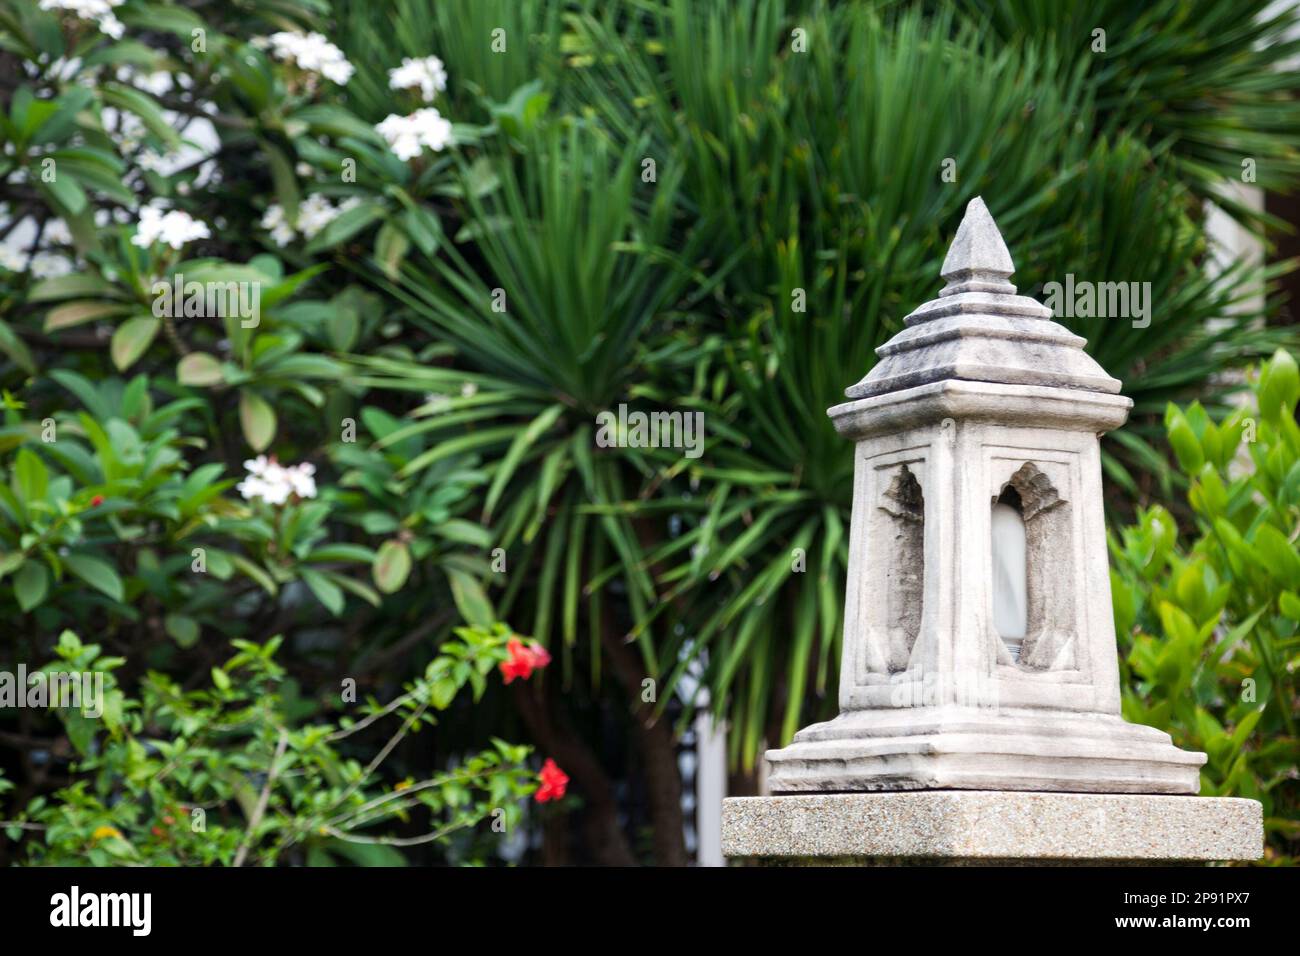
[90,495,104,506]
[534,758,569,803]
[499,637,551,684]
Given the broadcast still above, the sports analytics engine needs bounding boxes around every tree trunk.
[599,627,690,867]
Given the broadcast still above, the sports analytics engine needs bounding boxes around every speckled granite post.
[722,792,1262,865]
[727,198,1264,866]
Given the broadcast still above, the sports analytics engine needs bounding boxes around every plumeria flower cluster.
[388,56,447,102]
[131,203,210,250]
[0,244,73,278]
[255,31,354,85]
[498,637,552,684]
[0,211,83,278]
[375,109,453,162]
[236,455,318,506]
[260,194,360,247]
[115,65,176,96]
[39,0,125,40]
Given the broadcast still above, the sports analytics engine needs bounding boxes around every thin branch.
[325,687,420,742]
[232,728,289,867]
[321,821,466,848]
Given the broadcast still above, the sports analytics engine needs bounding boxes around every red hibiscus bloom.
[499,638,551,684]
[534,758,569,803]
[90,495,104,506]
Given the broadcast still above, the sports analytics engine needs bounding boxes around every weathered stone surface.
[766,708,1204,795]
[939,197,1015,287]
[845,197,1121,399]
[722,791,1262,863]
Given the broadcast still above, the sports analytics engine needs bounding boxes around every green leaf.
[435,519,494,548]
[1258,348,1299,422]
[177,352,225,386]
[327,303,359,351]
[372,538,412,594]
[38,175,88,216]
[0,552,24,580]
[14,448,49,503]
[290,104,384,143]
[15,561,49,612]
[164,613,200,647]
[230,554,277,595]
[262,140,300,224]
[64,553,125,601]
[484,403,564,520]
[44,300,132,332]
[1166,412,1204,474]
[331,572,382,608]
[301,566,345,615]
[447,567,494,628]
[307,544,377,563]
[1280,591,1300,620]
[28,273,121,302]
[374,220,410,279]
[110,316,161,370]
[239,391,276,452]
[0,319,36,374]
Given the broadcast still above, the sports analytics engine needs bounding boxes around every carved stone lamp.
[721,198,1262,864]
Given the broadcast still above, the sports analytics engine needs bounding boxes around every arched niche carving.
[991,462,1075,671]
[877,464,924,673]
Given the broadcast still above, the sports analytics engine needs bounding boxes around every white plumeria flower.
[260,195,358,246]
[375,108,453,162]
[115,67,172,96]
[388,56,447,102]
[260,31,355,85]
[136,148,173,173]
[423,393,452,413]
[237,474,290,506]
[29,253,73,278]
[0,245,26,272]
[296,193,358,239]
[131,203,210,250]
[43,219,73,246]
[260,204,296,247]
[237,457,318,505]
[286,462,317,499]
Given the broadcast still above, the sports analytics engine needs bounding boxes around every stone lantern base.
[721,791,1262,865]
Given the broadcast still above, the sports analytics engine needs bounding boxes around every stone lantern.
[721,198,1262,864]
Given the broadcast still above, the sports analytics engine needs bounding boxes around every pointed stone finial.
[940,196,1014,291]
[842,194,1124,399]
